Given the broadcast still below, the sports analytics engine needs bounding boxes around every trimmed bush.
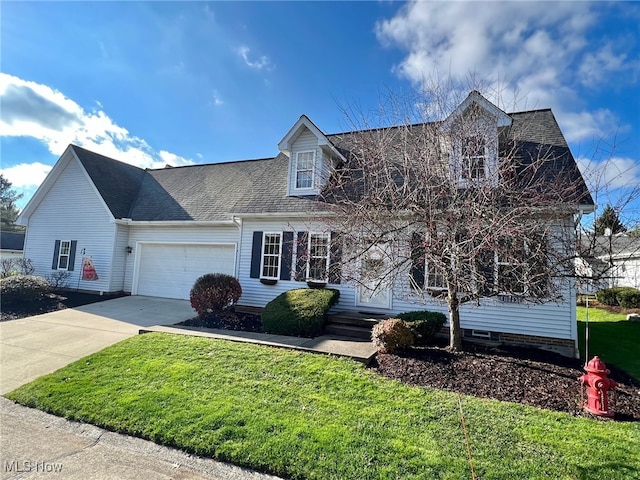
[372,318,414,354]
[262,288,340,337]
[396,310,446,346]
[617,288,640,308]
[596,287,640,308]
[1,275,52,305]
[190,273,242,316]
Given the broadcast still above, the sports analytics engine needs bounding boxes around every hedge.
[262,288,340,337]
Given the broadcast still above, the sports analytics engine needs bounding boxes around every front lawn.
[7,334,639,480]
[577,306,640,380]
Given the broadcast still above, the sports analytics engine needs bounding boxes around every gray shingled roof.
[72,145,146,219]
[129,154,325,221]
[0,231,25,250]
[72,107,593,222]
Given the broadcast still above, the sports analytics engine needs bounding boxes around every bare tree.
[319,85,594,350]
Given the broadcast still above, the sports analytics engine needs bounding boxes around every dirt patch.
[1,290,127,322]
[178,308,262,333]
[373,342,640,422]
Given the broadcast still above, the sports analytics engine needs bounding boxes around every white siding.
[22,158,116,292]
[109,223,130,291]
[237,217,577,341]
[288,128,323,194]
[123,225,239,293]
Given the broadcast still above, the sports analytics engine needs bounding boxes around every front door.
[356,246,392,309]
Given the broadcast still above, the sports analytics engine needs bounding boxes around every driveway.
[0,296,195,394]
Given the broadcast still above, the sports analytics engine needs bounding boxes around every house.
[17,92,594,356]
[578,234,640,292]
[0,231,25,261]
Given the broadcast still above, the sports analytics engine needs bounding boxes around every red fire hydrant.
[579,356,617,417]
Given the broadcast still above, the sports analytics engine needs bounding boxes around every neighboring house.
[17,92,594,356]
[578,234,640,293]
[0,231,25,261]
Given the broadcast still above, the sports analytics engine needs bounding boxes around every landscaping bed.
[178,307,262,332]
[374,342,640,422]
[0,290,127,322]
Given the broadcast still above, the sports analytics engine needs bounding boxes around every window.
[295,151,315,189]
[425,261,446,289]
[307,233,330,281]
[261,233,282,279]
[462,135,486,180]
[57,240,71,270]
[495,238,528,295]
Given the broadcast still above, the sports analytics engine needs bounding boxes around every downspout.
[232,216,243,279]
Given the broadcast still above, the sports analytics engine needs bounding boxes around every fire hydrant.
[579,356,617,417]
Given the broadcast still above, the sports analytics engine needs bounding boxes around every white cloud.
[0,73,193,170]
[235,46,272,70]
[0,162,52,189]
[375,1,634,142]
[577,156,640,191]
[578,42,638,88]
[212,89,223,106]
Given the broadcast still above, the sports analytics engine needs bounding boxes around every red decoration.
[81,257,99,281]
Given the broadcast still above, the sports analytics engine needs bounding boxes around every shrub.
[396,310,446,346]
[190,273,242,316]
[371,318,414,354]
[46,271,72,289]
[1,258,34,278]
[262,288,340,337]
[617,288,640,308]
[1,275,52,305]
[596,287,640,308]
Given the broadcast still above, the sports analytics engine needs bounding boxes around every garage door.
[135,243,236,299]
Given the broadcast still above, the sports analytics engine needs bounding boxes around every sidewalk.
[139,325,378,364]
[0,398,282,480]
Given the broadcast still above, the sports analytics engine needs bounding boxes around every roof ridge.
[145,156,277,172]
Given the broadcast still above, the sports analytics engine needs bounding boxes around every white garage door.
[135,243,236,299]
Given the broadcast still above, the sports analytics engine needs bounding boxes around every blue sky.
[1,1,639,226]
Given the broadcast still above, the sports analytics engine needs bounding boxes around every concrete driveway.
[0,296,195,394]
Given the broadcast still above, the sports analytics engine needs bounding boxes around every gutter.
[114,219,236,226]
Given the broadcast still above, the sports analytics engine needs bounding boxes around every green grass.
[577,306,640,380]
[7,333,640,480]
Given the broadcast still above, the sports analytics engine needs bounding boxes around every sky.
[1,1,639,226]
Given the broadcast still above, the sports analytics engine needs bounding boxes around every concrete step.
[325,323,373,340]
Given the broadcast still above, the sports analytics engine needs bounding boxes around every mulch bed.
[1,290,127,322]
[373,342,640,422]
[4,298,638,421]
[178,307,262,333]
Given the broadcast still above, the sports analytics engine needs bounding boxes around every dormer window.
[295,151,315,190]
[462,135,486,180]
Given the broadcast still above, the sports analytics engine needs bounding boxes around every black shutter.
[280,231,294,280]
[410,233,425,289]
[328,232,342,284]
[52,240,61,269]
[68,241,78,271]
[250,231,263,278]
[478,250,495,295]
[295,232,308,281]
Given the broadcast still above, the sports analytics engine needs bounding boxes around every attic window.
[462,135,486,180]
[295,151,315,190]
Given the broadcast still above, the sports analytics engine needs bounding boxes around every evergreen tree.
[594,204,627,235]
[0,174,24,232]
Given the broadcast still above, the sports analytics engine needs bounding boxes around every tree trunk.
[447,287,463,350]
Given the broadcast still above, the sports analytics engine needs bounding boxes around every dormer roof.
[278,115,346,162]
[441,90,512,130]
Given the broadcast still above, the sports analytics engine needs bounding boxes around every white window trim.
[425,260,446,290]
[306,232,330,282]
[260,232,282,280]
[460,135,487,183]
[495,250,528,295]
[293,150,316,191]
[57,240,72,271]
